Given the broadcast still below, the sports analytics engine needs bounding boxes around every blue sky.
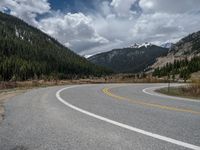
[1,0,200,56]
[49,0,98,13]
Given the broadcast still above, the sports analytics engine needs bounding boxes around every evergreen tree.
[0,12,112,81]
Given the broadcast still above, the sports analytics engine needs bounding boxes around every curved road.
[0,84,200,150]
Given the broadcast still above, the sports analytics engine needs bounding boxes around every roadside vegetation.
[156,79,200,100]
[0,73,170,90]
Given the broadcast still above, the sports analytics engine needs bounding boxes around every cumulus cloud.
[0,0,50,25]
[39,12,108,52]
[86,0,200,55]
[0,0,200,56]
[131,12,200,43]
[140,0,200,14]
[0,0,108,53]
[111,0,137,17]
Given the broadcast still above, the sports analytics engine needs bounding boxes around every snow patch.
[84,54,93,58]
[161,42,173,49]
[15,27,19,37]
[129,42,152,48]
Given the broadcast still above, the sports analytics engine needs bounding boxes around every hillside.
[172,31,200,55]
[152,31,200,80]
[0,12,112,81]
[151,31,200,69]
[88,44,168,73]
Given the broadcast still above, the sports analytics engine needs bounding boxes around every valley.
[0,1,200,149]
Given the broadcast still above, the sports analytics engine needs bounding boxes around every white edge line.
[142,85,200,103]
[56,85,200,150]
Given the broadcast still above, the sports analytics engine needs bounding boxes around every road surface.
[0,84,200,150]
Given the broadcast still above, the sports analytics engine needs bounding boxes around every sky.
[0,0,200,56]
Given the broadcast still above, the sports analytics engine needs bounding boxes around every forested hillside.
[153,57,200,81]
[88,44,168,73]
[151,31,200,69]
[0,12,112,81]
[152,31,200,81]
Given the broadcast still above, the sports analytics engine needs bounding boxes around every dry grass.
[0,75,167,91]
[157,80,200,100]
[187,79,200,96]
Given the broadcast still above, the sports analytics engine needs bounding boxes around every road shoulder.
[143,84,200,102]
[0,89,27,123]
[156,87,200,100]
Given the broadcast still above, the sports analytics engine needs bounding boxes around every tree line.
[153,57,200,81]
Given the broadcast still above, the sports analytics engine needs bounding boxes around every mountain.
[0,12,112,81]
[88,44,168,73]
[160,42,173,49]
[171,31,200,55]
[83,54,93,59]
[129,42,152,48]
[151,31,200,69]
[152,31,200,79]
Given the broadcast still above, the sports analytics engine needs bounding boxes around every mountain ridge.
[151,31,200,69]
[0,12,112,81]
[88,44,168,73]
[129,42,152,49]
[152,30,200,80]
[160,42,173,49]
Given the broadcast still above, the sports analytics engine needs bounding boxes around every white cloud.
[85,0,200,55]
[130,11,200,44]
[140,0,200,14]
[0,0,108,53]
[1,0,200,56]
[0,0,50,25]
[111,0,137,17]
[100,1,112,17]
[39,12,109,52]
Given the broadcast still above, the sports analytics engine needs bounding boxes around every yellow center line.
[102,87,200,115]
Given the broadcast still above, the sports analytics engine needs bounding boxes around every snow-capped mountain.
[83,54,93,58]
[129,42,152,48]
[88,44,168,73]
[160,42,173,49]
[129,43,140,48]
[151,31,200,69]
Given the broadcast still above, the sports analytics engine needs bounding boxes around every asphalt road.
[0,84,200,150]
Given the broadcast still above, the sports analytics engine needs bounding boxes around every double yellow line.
[102,87,200,115]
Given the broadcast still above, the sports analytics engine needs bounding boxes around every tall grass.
[187,79,200,96]
[156,79,200,99]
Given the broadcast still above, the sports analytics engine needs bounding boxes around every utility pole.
[168,73,170,93]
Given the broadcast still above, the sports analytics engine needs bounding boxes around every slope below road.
[0,84,200,150]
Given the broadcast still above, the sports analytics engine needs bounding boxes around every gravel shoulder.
[0,89,28,123]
